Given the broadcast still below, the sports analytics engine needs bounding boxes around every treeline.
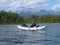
[0,10,60,24]
[0,10,24,24]
[26,15,60,23]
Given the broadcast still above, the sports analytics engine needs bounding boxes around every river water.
[0,24,60,45]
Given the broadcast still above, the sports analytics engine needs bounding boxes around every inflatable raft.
[17,25,46,30]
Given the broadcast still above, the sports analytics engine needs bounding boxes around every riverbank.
[0,22,20,24]
[0,22,60,24]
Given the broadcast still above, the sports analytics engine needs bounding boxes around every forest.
[0,10,60,24]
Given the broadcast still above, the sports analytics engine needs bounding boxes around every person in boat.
[22,23,28,27]
[30,20,36,27]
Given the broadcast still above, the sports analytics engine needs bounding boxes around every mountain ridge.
[17,9,60,17]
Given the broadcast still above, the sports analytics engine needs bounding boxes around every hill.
[18,9,60,17]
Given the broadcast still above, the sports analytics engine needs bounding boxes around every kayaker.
[22,23,28,27]
[30,20,36,27]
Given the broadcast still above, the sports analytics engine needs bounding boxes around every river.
[0,24,60,45]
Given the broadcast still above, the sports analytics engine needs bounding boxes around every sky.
[0,0,60,12]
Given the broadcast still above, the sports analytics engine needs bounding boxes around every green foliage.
[26,14,60,23]
[0,10,60,24]
[0,10,24,24]
[26,15,38,23]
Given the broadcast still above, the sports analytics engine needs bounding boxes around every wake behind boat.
[17,25,46,30]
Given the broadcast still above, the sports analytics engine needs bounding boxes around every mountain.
[17,9,60,17]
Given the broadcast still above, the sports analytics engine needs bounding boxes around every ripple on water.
[0,24,60,45]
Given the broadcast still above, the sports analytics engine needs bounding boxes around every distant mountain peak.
[17,9,60,17]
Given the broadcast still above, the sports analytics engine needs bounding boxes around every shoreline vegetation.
[0,10,60,24]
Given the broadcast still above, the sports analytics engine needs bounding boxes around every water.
[0,24,60,45]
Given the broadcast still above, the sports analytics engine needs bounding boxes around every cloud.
[10,1,21,8]
[0,0,7,3]
[24,0,49,5]
[51,0,60,11]
[9,0,50,11]
[0,0,7,7]
[51,4,60,11]
[1,0,60,12]
[51,0,60,10]
[58,0,60,2]
[9,0,22,10]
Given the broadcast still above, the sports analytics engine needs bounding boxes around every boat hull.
[17,25,45,30]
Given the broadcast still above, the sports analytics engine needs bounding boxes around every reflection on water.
[0,24,60,45]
